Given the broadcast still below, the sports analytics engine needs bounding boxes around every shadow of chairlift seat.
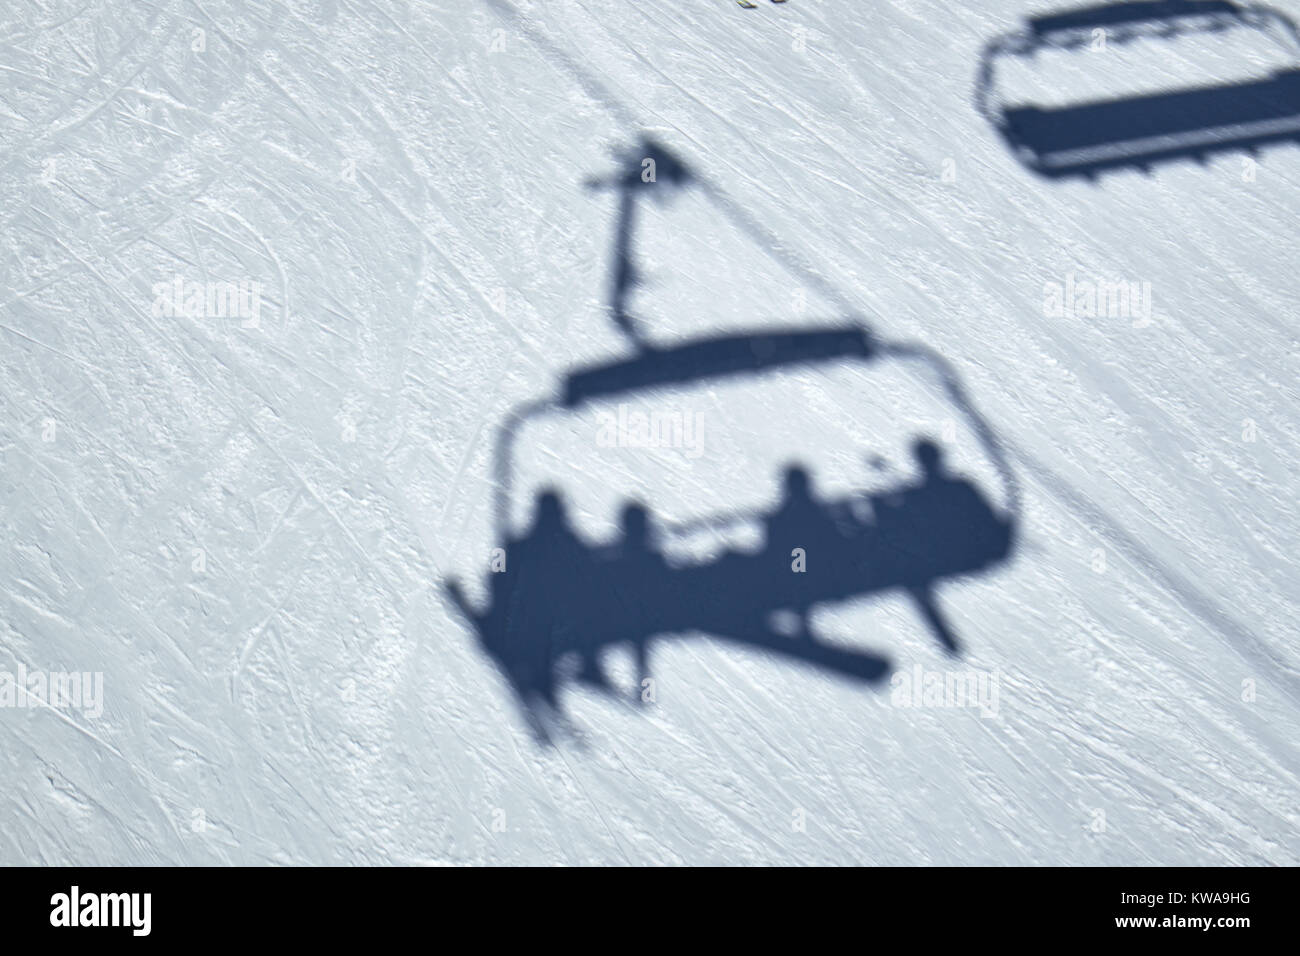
[1028,0,1243,36]
[561,327,874,406]
[977,1,1300,178]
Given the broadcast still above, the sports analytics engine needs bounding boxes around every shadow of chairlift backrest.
[976,1,1300,178]
[446,142,1019,741]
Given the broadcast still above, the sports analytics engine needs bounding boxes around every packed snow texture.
[1,0,1298,864]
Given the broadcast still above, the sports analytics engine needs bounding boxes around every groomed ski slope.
[1,0,1297,865]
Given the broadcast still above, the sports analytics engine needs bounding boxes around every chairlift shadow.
[445,140,1020,742]
[975,1,1300,179]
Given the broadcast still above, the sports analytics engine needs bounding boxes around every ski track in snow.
[1,0,1298,864]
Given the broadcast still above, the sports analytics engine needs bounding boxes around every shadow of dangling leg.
[907,584,962,656]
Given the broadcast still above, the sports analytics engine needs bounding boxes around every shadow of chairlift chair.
[975,0,1300,178]
[450,142,1020,730]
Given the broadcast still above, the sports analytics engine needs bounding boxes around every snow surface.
[1,0,1298,865]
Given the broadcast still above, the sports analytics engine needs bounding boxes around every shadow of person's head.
[620,501,651,547]
[913,438,943,478]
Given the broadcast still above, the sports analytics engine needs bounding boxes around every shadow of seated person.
[448,489,591,713]
[761,465,861,637]
[592,502,674,696]
[867,439,1013,655]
